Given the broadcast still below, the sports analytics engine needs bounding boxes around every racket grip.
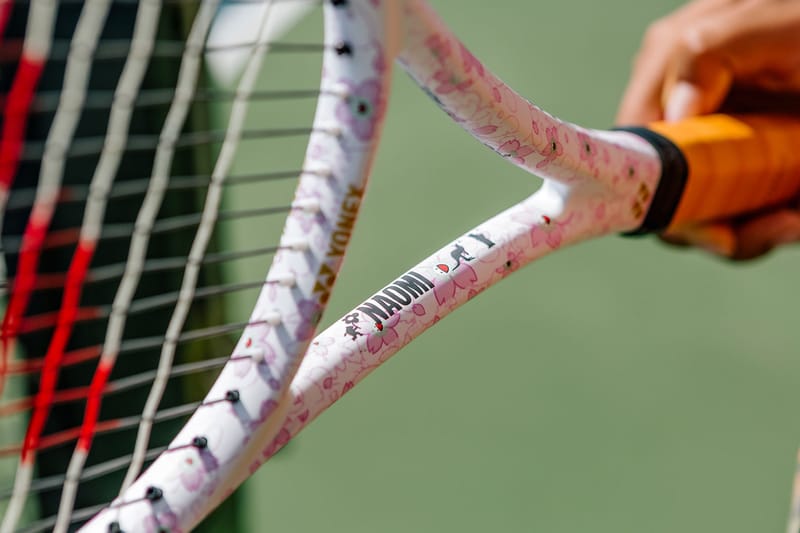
[624,114,800,232]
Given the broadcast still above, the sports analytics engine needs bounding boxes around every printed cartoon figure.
[344,325,362,341]
[449,243,474,269]
[342,312,363,341]
[468,232,495,248]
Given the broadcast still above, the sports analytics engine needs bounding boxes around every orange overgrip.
[648,114,800,228]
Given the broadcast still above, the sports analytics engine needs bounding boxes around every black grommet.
[108,522,123,533]
[225,390,240,403]
[192,436,208,449]
[334,42,352,56]
[145,486,163,502]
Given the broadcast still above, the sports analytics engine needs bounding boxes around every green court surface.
[228,1,800,531]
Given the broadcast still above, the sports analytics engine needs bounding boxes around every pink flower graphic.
[536,126,564,170]
[529,214,574,250]
[426,34,452,62]
[262,427,291,459]
[250,398,280,430]
[179,456,206,492]
[141,511,180,533]
[336,78,384,142]
[433,263,478,305]
[492,86,502,103]
[366,313,400,354]
[495,249,524,276]
[432,69,473,94]
[310,335,335,357]
[295,299,323,341]
[498,139,535,164]
[460,42,484,77]
[576,131,597,167]
[473,124,498,136]
[623,154,640,180]
[372,41,386,72]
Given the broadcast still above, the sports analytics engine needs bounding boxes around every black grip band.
[614,126,689,235]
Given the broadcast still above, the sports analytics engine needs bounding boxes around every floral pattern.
[88,2,663,531]
[336,78,384,142]
[498,139,535,165]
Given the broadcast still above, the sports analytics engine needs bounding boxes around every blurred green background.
[227,1,800,531]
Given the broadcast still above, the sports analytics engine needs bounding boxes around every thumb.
[663,48,733,122]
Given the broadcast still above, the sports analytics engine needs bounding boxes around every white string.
[51,2,164,531]
[120,0,280,490]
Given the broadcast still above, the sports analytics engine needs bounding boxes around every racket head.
[79,0,665,529]
[0,1,394,531]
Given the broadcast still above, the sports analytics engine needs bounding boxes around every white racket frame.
[36,0,664,530]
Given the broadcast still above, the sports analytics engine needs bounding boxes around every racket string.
[1,198,326,254]
[1,355,236,420]
[7,87,341,116]
[17,125,339,161]
[0,0,338,528]
[11,276,279,338]
[0,38,335,64]
[0,369,258,475]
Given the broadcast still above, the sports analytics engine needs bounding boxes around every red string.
[0,56,46,392]
[22,240,95,461]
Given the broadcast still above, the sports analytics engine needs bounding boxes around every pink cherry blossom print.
[432,69,473,94]
[433,263,478,305]
[460,42,484,77]
[529,214,574,250]
[179,456,205,492]
[426,34,452,62]
[295,299,323,341]
[536,126,564,170]
[262,427,291,459]
[412,303,426,316]
[310,335,336,358]
[366,313,400,354]
[492,86,502,103]
[498,139,535,165]
[141,511,180,533]
[595,202,606,221]
[576,131,597,167]
[473,124,498,136]
[336,78,383,142]
[372,41,386,73]
[249,398,280,431]
[623,154,640,180]
[495,249,524,276]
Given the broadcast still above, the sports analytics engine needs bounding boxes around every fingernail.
[665,81,702,122]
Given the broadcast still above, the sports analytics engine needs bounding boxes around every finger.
[616,0,738,124]
[732,209,800,260]
[664,55,733,121]
[663,0,800,119]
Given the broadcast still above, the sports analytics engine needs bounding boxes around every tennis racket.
[2,0,800,532]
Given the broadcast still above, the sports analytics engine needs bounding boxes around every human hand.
[617,0,800,260]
